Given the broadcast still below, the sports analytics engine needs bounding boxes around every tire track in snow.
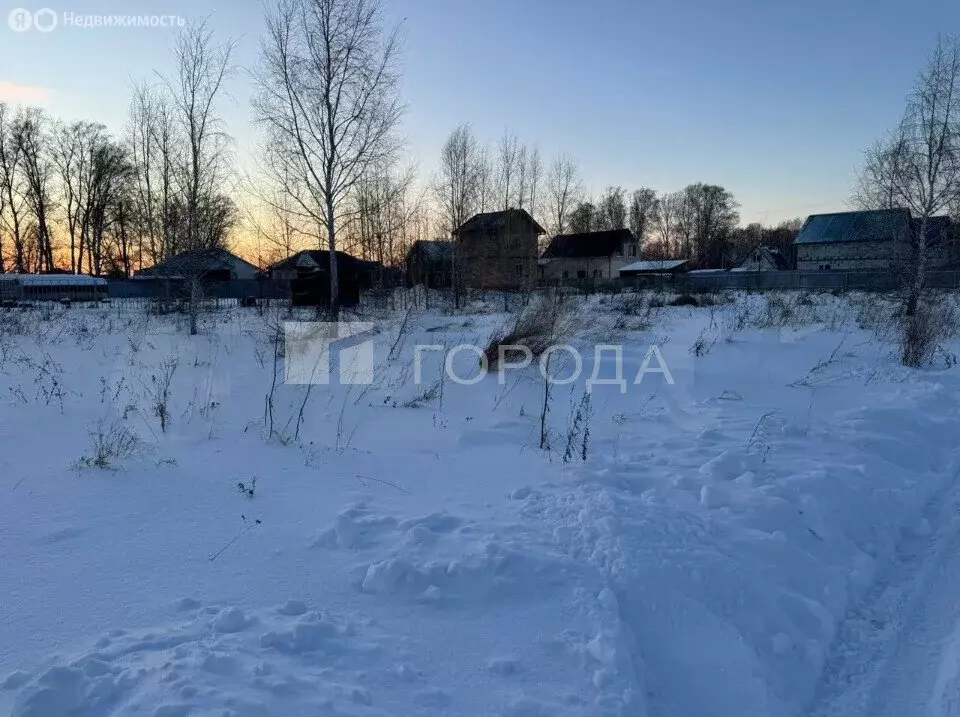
[808,458,960,717]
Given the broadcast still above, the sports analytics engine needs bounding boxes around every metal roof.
[453,209,546,236]
[541,229,634,259]
[619,259,688,273]
[794,209,910,245]
[0,274,107,286]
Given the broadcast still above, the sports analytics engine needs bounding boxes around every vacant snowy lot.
[1,291,959,717]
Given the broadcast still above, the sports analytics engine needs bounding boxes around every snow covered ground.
[1,290,959,716]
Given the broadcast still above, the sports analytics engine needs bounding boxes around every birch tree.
[544,154,581,236]
[859,35,960,315]
[255,0,404,318]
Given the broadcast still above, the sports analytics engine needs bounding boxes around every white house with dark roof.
[539,229,638,281]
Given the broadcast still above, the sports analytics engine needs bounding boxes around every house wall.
[540,256,629,281]
[795,241,949,271]
[457,225,538,290]
[406,252,452,289]
[736,251,780,272]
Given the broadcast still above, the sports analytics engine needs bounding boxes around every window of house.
[562,270,569,279]
[577,270,587,279]
[515,263,523,278]
[629,245,637,257]
[825,264,831,270]
[593,269,602,278]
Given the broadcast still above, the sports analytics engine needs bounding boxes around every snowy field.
[2,290,960,717]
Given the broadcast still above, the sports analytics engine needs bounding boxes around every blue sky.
[1,0,958,224]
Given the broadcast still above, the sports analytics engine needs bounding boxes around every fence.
[546,270,960,295]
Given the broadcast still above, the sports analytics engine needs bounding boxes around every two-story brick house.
[453,209,545,290]
[795,209,952,271]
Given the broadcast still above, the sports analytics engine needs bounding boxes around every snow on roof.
[0,274,107,287]
[688,269,728,274]
[619,259,688,273]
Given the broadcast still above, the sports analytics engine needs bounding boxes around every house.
[405,240,454,288]
[618,259,690,277]
[267,249,378,307]
[539,229,638,281]
[137,248,260,281]
[453,209,544,290]
[731,246,792,272]
[794,209,952,272]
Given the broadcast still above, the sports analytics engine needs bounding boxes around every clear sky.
[1,0,958,225]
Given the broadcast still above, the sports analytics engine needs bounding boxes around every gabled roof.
[141,248,258,277]
[794,209,910,245]
[408,240,454,261]
[541,229,635,259]
[269,250,377,273]
[453,208,546,236]
[733,246,791,271]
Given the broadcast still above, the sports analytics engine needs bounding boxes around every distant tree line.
[0,20,238,276]
[0,0,812,285]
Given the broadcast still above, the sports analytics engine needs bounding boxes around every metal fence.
[105,279,288,300]
[546,270,960,294]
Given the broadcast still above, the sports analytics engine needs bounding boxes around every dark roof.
[795,209,910,245]
[269,250,377,274]
[140,248,258,277]
[541,229,635,259]
[620,259,689,274]
[453,208,546,236]
[408,240,454,261]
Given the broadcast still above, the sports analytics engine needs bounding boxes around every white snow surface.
[1,291,960,716]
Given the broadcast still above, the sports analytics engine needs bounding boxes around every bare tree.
[628,187,657,253]
[476,145,494,213]
[859,35,960,315]
[255,0,404,318]
[527,146,542,220]
[434,123,482,306]
[0,103,28,272]
[127,82,179,267]
[596,186,627,230]
[653,191,681,258]
[682,183,740,267]
[165,19,236,334]
[16,108,55,271]
[497,131,520,210]
[567,201,596,234]
[544,154,581,236]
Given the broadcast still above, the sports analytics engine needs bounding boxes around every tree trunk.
[906,216,930,317]
[326,194,340,320]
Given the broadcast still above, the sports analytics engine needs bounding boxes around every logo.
[7,8,57,32]
[284,322,375,385]
[7,8,33,31]
[33,8,56,31]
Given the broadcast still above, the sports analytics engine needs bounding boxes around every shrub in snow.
[899,296,957,367]
[484,290,579,369]
[80,419,140,469]
[669,294,699,307]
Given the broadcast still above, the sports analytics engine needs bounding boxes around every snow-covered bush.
[899,296,958,367]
